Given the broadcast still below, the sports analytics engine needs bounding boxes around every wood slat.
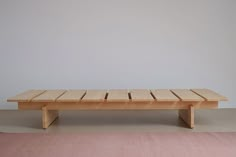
[81,90,107,102]
[7,90,46,102]
[32,90,66,102]
[56,90,86,102]
[191,89,228,101]
[130,89,154,102]
[171,89,205,102]
[106,89,129,102]
[151,89,180,102]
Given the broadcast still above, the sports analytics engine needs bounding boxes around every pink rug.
[0,133,236,157]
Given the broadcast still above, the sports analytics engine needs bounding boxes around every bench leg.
[179,105,194,129]
[42,106,58,129]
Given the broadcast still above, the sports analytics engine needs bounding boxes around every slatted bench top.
[8,89,227,103]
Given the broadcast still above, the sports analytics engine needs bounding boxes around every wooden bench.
[7,89,227,129]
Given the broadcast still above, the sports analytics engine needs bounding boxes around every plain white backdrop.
[0,0,235,109]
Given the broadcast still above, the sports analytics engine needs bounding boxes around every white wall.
[0,0,235,109]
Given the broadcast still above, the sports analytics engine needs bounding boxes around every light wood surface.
[179,105,194,128]
[32,90,66,102]
[130,89,154,102]
[191,89,228,101]
[81,90,107,102]
[171,89,205,101]
[106,90,129,102]
[8,89,226,103]
[56,90,86,102]
[42,106,58,129]
[7,90,46,102]
[151,89,180,102]
[8,89,227,129]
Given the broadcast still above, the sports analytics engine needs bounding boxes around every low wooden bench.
[7,89,227,129]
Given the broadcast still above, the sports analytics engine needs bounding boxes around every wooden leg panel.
[179,105,194,129]
[42,106,58,129]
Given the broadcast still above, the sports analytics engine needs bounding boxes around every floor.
[1,133,236,157]
[0,109,235,133]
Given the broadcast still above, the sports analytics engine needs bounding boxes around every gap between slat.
[128,92,132,100]
[104,92,108,100]
[29,90,47,102]
[150,90,157,101]
[54,90,68,102]
[190,90,208,101]
[170,90,183,101]
[80,91,87,101]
